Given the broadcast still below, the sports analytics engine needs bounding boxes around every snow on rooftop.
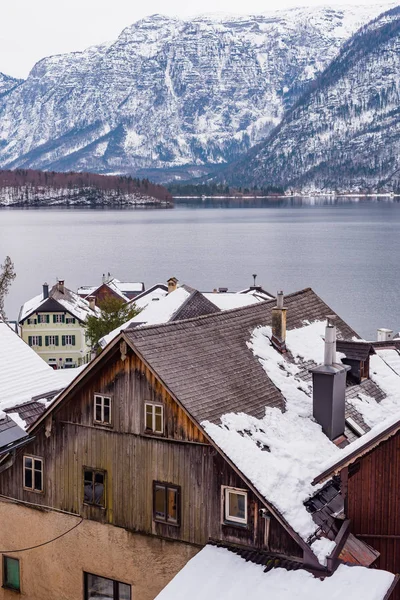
[20,284,99,323]
[375,348,400,377]
[155,545,395,600]
[203,292,260,310]
[0,322,66,419]
[203,320,400,557]
[99,287,190,347]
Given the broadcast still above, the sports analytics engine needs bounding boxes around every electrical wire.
[0,517,83,553]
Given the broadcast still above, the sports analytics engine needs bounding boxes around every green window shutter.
[45,336,49,346]
[61,314,65,323]
[53,315,56,323]
[46,315,50,323]
[72,335,76,346]
[38,336,42,347]
[62,335,65,346]
[55,336,59,346]
[28,336,32,346]
[4,556,20,591]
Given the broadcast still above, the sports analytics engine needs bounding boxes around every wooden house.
[0,289,398,599]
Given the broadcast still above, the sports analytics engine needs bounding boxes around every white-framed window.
[45,335,59,346]
[38,314,49,324]
[94,394,112,425]
[223,487,248,525]
[65,317,75,324]
[28,335,42,347]
[62,335,75,346]
[145,403,163,434]
[23,456,43,492]
[53,314,65,323]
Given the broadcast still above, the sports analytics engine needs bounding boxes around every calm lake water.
[1,197,399,339]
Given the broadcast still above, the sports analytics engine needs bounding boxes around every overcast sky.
[1,0,381,78]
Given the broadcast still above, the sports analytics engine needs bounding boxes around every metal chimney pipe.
[277,291,284,310]
[42,282,49,300]
[324,324,336,365]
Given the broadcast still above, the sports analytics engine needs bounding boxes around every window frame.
[93,394,112,427]
[23,455,44,494]
[152,481,181,526]
[83,571,131,600]
[144,402,164,435]
[3,556,21,592]
[83,467,106,508]
[28,335,42,347]
[223,486,248,525]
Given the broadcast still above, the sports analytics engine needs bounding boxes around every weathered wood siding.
[0,344,301,557]
[347,431,400,599]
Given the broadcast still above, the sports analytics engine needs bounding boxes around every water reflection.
[173,196,400,209]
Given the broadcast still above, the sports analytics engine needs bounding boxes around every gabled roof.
[19,283,99,323]
[336,340,375,362]
[170,288,221,321]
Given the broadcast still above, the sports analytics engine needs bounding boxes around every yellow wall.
[0,499,199,600]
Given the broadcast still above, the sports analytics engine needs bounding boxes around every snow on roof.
[0,321,67,419]
[375,348,400,377]
[155,545,395,600]
[203,292,260,310]
[99,287,190,347]
[114,280,144,293]
[20,283,99,323]
[203,320,400,558]
[77,286,97,296]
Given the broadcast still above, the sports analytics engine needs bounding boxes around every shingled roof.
[124,288,357,424]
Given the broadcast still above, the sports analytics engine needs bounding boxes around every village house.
[0,289,399,599]
[18,281,99,369]
[77,273,145,305]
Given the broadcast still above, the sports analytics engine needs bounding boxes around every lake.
[1,197,399,340]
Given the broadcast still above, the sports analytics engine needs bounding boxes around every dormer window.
[145,403,163,435]
[94,395,112,426]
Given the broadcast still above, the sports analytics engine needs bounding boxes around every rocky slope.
[0,72,21,96]
[222,5,400,193]
[0,6,391,181]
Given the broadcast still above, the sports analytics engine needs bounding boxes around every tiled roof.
[337,340,375,362]
[125,288,358,424]
[171,288,221,321]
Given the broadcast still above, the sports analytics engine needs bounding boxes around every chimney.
[271,291,286,353]
[58,280,65,294]
[377,328,393,342]
[88,296,96,310]
[102,273,106,284]
[310,318,350,441]
[167,277,178,294]
[43,282,49,300]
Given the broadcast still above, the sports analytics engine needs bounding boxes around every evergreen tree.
[85,297,141,351]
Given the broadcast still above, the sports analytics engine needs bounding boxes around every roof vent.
[377,328,393,342]
[218,287,228,293]
[309,319,350,441]
[167,277,178,294]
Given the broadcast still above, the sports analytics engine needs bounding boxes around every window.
[66,317,75,324]
[3,556,20,591]
[84,572,131,600]
[53,314,65,323]
[62,334,75,346]
[27,318,37,325]
[45,335,59,346]
[94,395,112,426]
[28,335,42,347]
[223,487,248,525]
[145,403,163,434]
[38,314,49,324]
[153,482,180,525]
[23,456,43,492]
[84,469,105,507]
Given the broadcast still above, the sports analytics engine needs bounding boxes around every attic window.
[223,487,248,525]
[94,395,112,426]
[145,403,163,435]
[345,417,365,437]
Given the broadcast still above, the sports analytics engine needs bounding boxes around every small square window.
[84,468,105,507]
[3,556,20,591]
[153,481,180,526]
[23,456,43,493]
[94,395,112,426]
[224,487,248,525]
[145,403,163,435]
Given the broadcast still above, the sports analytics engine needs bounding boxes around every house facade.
[19,281,99,368]
[0,289,399,599]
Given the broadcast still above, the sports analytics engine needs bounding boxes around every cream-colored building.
[19,281,99,368]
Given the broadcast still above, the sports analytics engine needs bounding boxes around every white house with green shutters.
[18,281,99,368]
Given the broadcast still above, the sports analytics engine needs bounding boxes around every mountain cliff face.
[223,6,400,193]
[0,6,390,180]
[0,72,21,96]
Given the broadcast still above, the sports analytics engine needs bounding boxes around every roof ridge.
[124,287,315,335]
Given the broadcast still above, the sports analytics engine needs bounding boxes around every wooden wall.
[0,343,302,558]
[347,431,400,598]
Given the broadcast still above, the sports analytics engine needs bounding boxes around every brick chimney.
[310,317,350,441]
[88,296,96,310]
[271,291,286,353]
[43,282,49,300]
[167,277,178,294]
[58,280,65,294]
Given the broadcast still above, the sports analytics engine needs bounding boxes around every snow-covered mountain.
[221,5,400,193]
[0,72,21,96]
[0,6,391,181]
